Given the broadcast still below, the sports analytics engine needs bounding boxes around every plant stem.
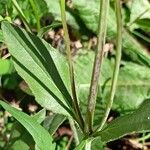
[85,140,92,150]
[69,118,80,145]
[60,0,84,131]
[12,0,31,32]
[85,0,110,134]
[29,0,41,32]
[96,0,122,132]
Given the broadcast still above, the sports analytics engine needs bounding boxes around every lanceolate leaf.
[0,100,55,150]
[95,99,150,142]
[6,109,46,149]
[72,0,150,67]
[32,108,46,124]
[2,21,73,116]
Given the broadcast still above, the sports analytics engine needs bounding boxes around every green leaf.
[95,99,150,142]
[8,139,30,150]
[43,114,66,135]
[0,15,4,21]
[2,21,73,116]
[44,0,60,21]
[72,0,150,67]
[0,59,13,75]
[0,100,55,150]
[130,0,150,23]
[75,52,150,115]
[6,109,46,150]
[31,0,48,18]
[103,61,150,113]
[0,1,6,15]
[8,140,30,150]
[136,19,150,32]
[0,30,4,42]
[32,108,46,124]
[6,122,35,150]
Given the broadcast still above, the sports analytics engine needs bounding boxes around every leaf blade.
[75,52,150,124]
[2,21,73,116]
[0,100,55,150]
[94,99,150,142]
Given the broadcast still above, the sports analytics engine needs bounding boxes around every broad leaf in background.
[129,0,150,23]
[2,21,73,116]
[127,0,150,41]
[96,99,150,142]
[0,30,4,42]
[75,52,150,116]
[105,62,150,113]
[72,0,150,67]
[0,100,55,150]
[30,0,48,20]
[0,0,7,15]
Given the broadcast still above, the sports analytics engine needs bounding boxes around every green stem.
[12,0,31,32]
[60,0,84,131]
[96,0,122,132]
[85,140,92,150]
[85,0,110,134]
[29,0,41,32]
[69,118,79,145]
